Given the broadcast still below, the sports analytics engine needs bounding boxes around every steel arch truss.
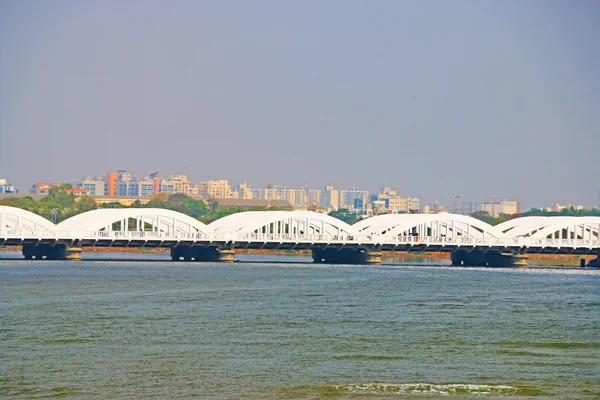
[208,211,356,236]
[0,205,56,232]
[353,213,499,239]
[57,208,208,234]
[528,217,600,240]
[495,216,600,239]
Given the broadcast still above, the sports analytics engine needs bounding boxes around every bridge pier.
[587,255,600,267]
[451,250,527,267]
[451,249,486,266]
[486,252,527,267]
[170,247,235,262]
[22,244,82,261]
[312,248,382,265]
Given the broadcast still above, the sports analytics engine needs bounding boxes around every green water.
[1,257,599,399]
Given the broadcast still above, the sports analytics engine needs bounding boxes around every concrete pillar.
[171,247,234,262]
[64,247,82,261]
[485,252,527,268]
[170,247,184,261]
[364,251,382,264]
[311,248,381,265]
[451,249,486,266]
[217,249,235,262]
[451,249,468,266]
[22,244,81,260]
[587,255,600,267]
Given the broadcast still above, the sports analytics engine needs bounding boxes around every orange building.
[106,172,119,197]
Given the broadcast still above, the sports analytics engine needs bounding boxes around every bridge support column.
[312,248,381,265]
[64,247,82,261]
[451,250,526,267]
[170,247,234,262]
[451,250,486,266]
[217,249,235,262]
[22,244,82,261]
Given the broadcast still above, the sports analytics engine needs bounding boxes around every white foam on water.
[335,383,519,396]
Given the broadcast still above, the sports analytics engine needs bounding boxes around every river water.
[1,255,599,399]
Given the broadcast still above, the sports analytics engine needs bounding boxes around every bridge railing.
[234,233,376,243]
[2,230,600,249]
[531,238,600,247]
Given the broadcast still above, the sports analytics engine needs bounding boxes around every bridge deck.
[1,231,599,255]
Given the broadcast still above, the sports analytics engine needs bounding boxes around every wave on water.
[334,383,520,396]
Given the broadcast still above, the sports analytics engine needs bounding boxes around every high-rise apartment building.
[161,175,196,195]
[346,188,369,210]
[321,186,340,209]
[200,180,233,199]
[281,188,304,208]
[308,189,321,208]
[237,181,254,199]
[106,172,119,196]
[264,186,281,200]
[250,188,263,200]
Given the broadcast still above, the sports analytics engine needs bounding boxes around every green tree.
[206,198,219,213]
[183,198,208,217]
[76,195,97,213]
[470,211,499,225]
[98,202,125,209]
[328,209,362,225]
[146,192,169,208]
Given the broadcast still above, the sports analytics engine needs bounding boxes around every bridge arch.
[0,205,56,232]
[57,208,207,234]
[208,211,357,236]
[527,217,600,240]
[495,216,573,237]
[353,213,498,239]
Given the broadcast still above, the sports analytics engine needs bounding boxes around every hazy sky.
[1,0,598,209]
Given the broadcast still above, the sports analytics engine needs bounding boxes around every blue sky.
[1,0,598,209]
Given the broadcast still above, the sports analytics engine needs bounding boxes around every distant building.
[281,188,304,208]
[346,188,369,211]
[307,189,321,208]
[76,177,106,196]
[65,188,89,196]
[84,172,200,198]
[250,188,263,200]
[545,203,583,213]
[237,181,254,199]
[30,182,60,194]
[321,186,340,210]
[375,187,419,213]
[480,200,521,217]
[264,185,280,201]
[106,172,119,196]
[160,175,197,195]
[0,179,15,194]
[200,180,233,199]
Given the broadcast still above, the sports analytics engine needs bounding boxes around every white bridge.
[1,206,599,266]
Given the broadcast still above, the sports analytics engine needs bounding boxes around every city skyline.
[1,1,598,209]
[2,168,592,212]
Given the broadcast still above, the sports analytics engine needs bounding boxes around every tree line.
[0,184,282,224]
